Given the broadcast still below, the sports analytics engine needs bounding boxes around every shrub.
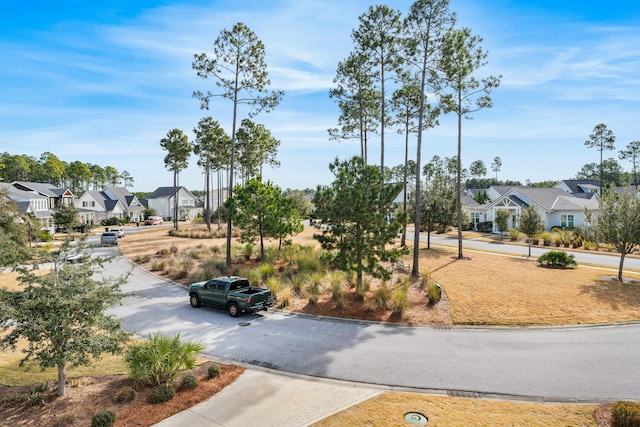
[331,281,345,309]
[420,269,434,291]
[207,364,221,379]
[113,386,137,403]
[148,383,175,404]
[124,332,205,387]
[541,231,552,246]
[277,287,292,308]
[289,275,304,294]
[427,283,442,305]
[37,230,53,242]
[392,285,408,315]
[537,250,577,269]
[295,253,321,273]
[265,276,280,294]
[243,243,254,260]
[373,282,392,310]
[181,373,198,390]
[306,273,322,305]
[22,383,47,407]
[260,263,275,279]
[133,254,151,264]
[612,400,640,427]
[91,409,116,427]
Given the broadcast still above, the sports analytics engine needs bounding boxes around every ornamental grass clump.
[373,281,392,310]
[611,400,640,427]
[392,285,408,315]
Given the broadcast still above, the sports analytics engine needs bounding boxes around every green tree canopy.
[52,204,79,232]
[495,208,510,240]
[0,188,30,266]
[585,188,640,281]
[518,206,544,257]
[0,241,129,396]
[228,177,298,259]
[312,156,407,294]
[193,22,283,269]
[440,27,501,259]
[160,128,192,230]
[235,119,281,182]
[585,123,615,193]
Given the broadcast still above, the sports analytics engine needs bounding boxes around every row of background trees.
[0,151,134,194]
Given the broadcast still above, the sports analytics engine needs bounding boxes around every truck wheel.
[190,294,201,308]
[228,302,240,317]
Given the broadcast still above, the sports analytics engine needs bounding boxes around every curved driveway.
[101,232,640,402]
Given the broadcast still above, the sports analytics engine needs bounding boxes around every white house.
[76,190,127,225]
[463,180,601,233]
[147,186,200,220]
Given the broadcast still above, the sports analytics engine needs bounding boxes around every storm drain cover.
[238,322,251,327]
[405,412,428,425]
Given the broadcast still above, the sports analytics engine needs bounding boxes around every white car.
[111,228,125,238]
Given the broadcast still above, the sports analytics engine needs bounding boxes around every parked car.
[189,276,275,317]
[111,228,125,238]
[144,216,163,225]
[100,231,119,246]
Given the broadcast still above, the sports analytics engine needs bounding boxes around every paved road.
[409,228,640,272]
[100,240,640,402]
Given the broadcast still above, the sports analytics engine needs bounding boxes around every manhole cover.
[238,322,251,327]
[405,412,428,425]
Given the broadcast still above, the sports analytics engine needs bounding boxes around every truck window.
[215,283,226,292]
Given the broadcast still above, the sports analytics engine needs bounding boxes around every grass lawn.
[2,223,633,425]
[313,392,598,427]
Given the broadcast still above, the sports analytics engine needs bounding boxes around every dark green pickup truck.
[188,276,275,317]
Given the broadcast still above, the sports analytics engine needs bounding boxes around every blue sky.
[1,1,639,192]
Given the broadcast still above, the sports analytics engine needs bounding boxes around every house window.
[82,201,95,208]
[560,214,574,228]
[470,212,480,224]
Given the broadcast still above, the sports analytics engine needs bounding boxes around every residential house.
[1,182,54,233]
[8,181,77,233]
[76,190,127,225]
[12,181,76,209]
[147,186,200,220]
[103,187,145,223]
[464,180,601,233]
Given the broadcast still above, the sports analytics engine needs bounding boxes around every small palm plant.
[124,332,204,387]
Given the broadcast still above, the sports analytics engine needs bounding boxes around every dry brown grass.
[1,223,631,426]
[312,392,598,427]
[118,223,640,326]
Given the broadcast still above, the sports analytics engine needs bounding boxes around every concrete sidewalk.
[153,369,382,427]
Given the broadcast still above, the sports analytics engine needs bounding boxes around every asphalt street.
[96,229,640,403]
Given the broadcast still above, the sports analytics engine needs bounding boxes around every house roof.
[486,186,593,212]
[557,179,601,194]
[104,186,143,211]
[148,186,186,199]
[12,181,74,198]
[550,195,599,211]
